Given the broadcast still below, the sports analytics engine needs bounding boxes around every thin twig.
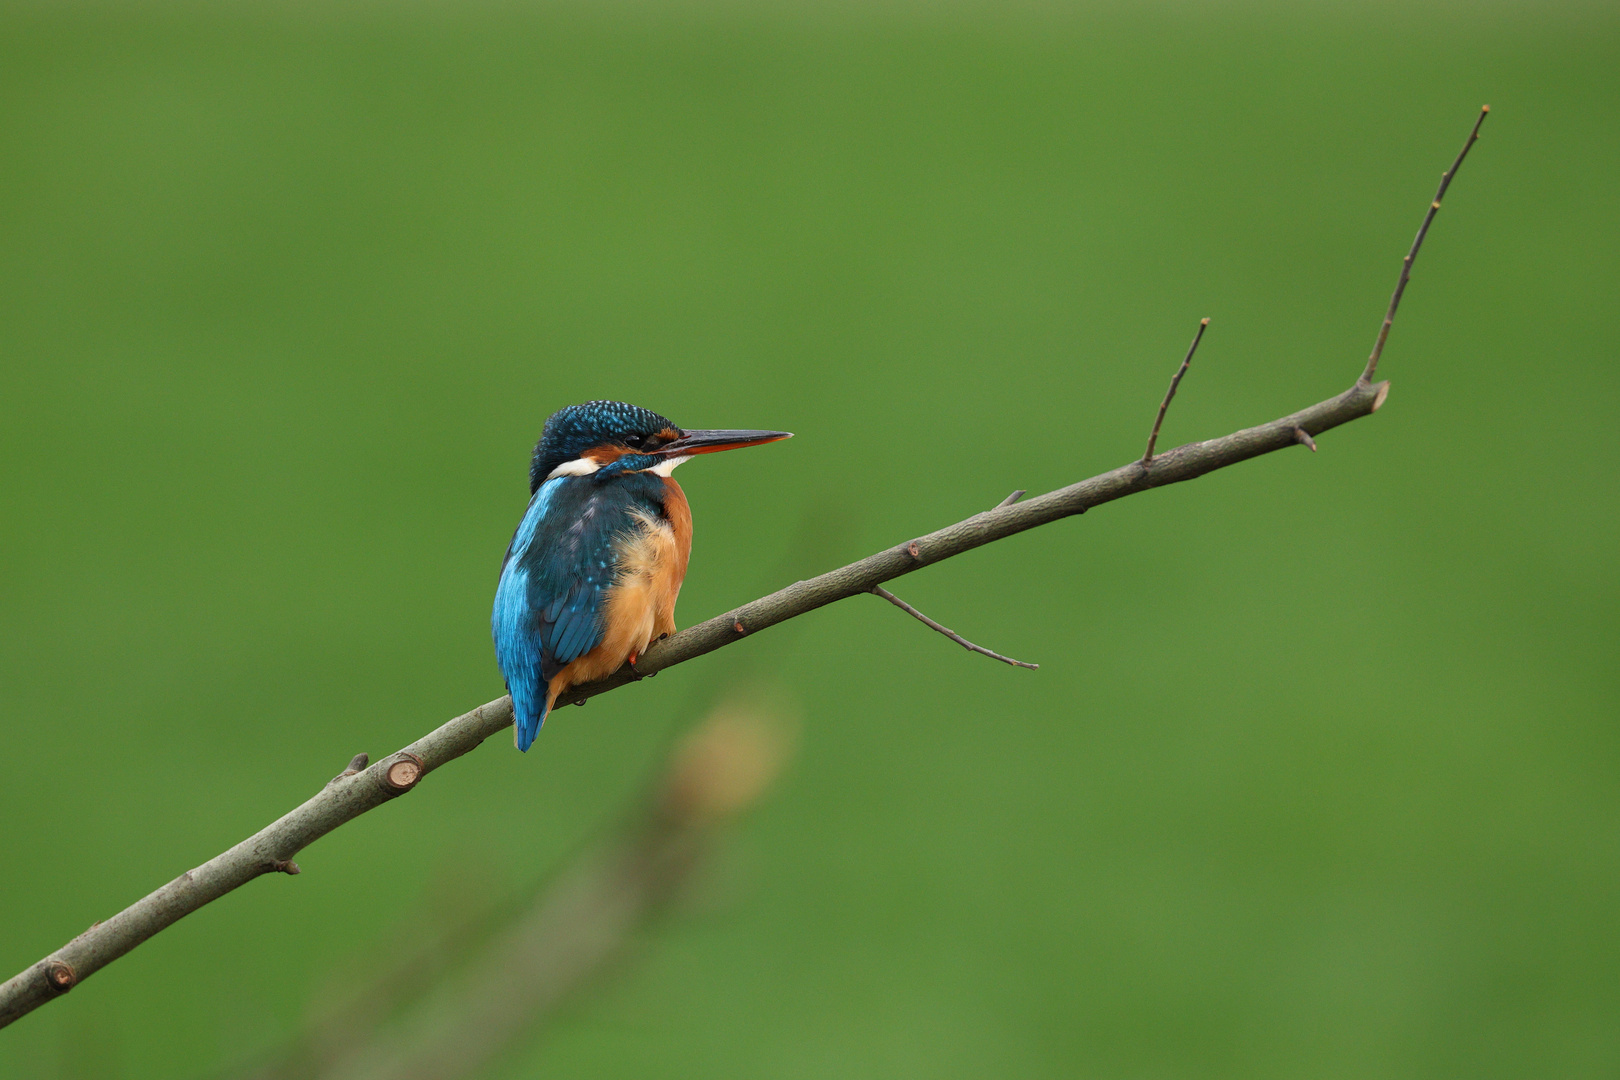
[1361,105,1489,384]
[870,586,1039,669]
[1143,318,1210,465]
[0,111,1488,1031]
[995,489,1026,509]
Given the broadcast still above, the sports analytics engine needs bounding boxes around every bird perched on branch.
[494,401,791,750]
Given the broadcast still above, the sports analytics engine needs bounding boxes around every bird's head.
[530,400,791,493]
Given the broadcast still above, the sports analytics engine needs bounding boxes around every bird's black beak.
[656,429,793,456]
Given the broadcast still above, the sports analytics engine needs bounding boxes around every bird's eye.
[623,433,644,449]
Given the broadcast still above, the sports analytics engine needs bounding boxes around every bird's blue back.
[493,470,669,750]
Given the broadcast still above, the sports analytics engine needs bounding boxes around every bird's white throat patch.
[546,457,601,479]
[648,454,690,477]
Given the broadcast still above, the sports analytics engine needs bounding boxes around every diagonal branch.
[0,374,1393,1032]
[0,109,1489,1032]
[870,585,1039,669]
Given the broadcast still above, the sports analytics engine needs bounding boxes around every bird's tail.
[513,688,553,752]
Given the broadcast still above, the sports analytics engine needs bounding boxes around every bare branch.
[0,743,455,1029]
[0,377,1392,1031]
[1361,105,1489,384]
[0,111,1488,1031]
[1143,317,1211,465]
[870,586,1039,669]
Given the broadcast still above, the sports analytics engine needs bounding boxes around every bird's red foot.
[627,655,656,680]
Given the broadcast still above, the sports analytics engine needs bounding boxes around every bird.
[493,400,791,751]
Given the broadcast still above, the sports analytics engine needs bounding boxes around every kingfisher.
[493,401,791,751]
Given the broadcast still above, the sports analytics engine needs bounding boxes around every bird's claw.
[627,657,656,681]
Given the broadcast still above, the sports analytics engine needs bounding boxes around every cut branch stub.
[381,754,424,794]
[43,962,75,995]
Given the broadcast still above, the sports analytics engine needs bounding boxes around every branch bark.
[0,107,1487,1031]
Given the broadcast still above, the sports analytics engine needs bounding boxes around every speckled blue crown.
[529,401,676,493]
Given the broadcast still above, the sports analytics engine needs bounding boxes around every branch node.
[331,752,369,784]
[43,960,75,995]
[733,620,747,636]
[1293,426,1318,452]
[268,859,301,875]
[1143,317,1211,465]
[994,489,1026,509]
[380,754,424,794]
[906,541,921,560]
[1371,382,1391,412]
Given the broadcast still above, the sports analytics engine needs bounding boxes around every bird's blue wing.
[492,477,621,750]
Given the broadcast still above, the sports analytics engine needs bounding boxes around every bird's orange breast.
[545,476,692,704]
[660,475,693,586]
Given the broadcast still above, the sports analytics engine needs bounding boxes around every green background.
[2,1,1617,1076]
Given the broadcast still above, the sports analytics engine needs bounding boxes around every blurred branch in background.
[228,694,794,1080]
[0,108,1488,1031]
